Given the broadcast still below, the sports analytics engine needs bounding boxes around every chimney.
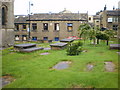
[104,5,107,11]
[113,6,115,10]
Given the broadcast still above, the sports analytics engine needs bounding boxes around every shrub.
[66,41,83,56]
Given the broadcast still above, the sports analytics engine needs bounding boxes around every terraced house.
[14,10,88,41]
[99,9,119,31]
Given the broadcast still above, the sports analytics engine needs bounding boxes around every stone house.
[88,15,101,28]
[99,9,119,31]
[14,10,88,41]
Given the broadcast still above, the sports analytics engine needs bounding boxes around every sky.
[14,0,120,15]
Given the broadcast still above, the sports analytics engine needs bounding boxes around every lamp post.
[28,1,33,40]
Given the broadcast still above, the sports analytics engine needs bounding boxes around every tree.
[78,24,91,38]
[78,23,91,44]
[104,29,115,45]
[96,31,109,45]
[89,27,99,45]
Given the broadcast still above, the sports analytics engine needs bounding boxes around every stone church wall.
[0,0,14,47]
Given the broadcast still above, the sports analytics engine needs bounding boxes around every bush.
[66,41,83,56]
[96,32,109,40]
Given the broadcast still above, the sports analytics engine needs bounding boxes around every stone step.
[19,47,44,52]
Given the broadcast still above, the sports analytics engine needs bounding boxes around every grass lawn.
[2,39,118,88]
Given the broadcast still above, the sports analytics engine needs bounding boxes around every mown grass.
[2,39,118,88]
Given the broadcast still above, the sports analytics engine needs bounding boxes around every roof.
[15,13,88,23]
[14,16,29,23]
[93,15,100,20]
[106,10,120,16]
[30,13,88,20]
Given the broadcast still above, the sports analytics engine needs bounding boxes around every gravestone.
[50,43,67,50]
[40,52,50,55]
[109,44,120,50]
[52,61,72,70]
[44,47,51,50]
[14,43,43,52]
[86,64,94,71]
[60,38,74,43]
[104,61,115,72]
[0,75,15,87]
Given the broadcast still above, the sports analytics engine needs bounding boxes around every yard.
[1,39,119,88]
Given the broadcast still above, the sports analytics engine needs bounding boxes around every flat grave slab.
[52,61,72,70]
[117,52,120,55]
[44,47,51,50]
[104,61,115,72]
[0,75,15,87]
[86,64,94,71]
[14,43,36,49]
[50,43,68,50]
[109,44,120,50]
[40,52,50,55]
[60,38,74,43]
[20,47,44,52]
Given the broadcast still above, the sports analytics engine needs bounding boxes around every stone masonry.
[0,0,14,47]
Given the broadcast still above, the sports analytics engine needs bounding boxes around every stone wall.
[0,1,2,47]
[14,21,83,41]
[0,1,14,47]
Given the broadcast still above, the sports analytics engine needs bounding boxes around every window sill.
[42,30,49,32]
[14,30,19,31]
[31,30,37,32]
[68,30,73,32]
[53,30,59,32]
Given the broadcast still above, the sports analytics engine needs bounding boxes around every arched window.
[2,6,7,25]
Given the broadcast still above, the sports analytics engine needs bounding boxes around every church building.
[0,0,14,47]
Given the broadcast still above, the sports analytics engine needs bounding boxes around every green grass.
[2,39,118,88]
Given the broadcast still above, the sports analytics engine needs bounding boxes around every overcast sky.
[14,0,120,15]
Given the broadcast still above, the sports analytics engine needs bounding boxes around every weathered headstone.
[104,61,115,72]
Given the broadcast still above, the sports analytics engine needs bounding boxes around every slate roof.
[93,15,100,20]
[14,15,29,24]
[15,13,88,23]
[30,13,88,20]
[107,10,120,16]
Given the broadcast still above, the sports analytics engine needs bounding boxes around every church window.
[2,7,6,25]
